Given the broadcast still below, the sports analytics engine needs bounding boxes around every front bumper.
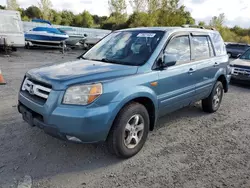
[231,74,250,82]
[18,91,119,143]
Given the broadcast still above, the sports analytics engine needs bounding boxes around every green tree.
[38,0,52,20]
[127,12,153,27]
[7,0,19,10]
[25,6,41,19]
[157,4,194,26]
[0,5,5,9]
[109,0,127,14]
[178,5,195,25]
[129,0,145,12]
[102,12,128,30]
[147,0,160,13]
[61,10,74,26]
[73,11,94,28]
[209,13,225,28]
[50,10,62,25]
[198,21,206,27]
[92,15,108,25]
[22,15,30,21]
[105,0,128,30]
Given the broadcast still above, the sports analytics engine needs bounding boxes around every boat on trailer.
[57,27,87,46]
[25,19,69,47]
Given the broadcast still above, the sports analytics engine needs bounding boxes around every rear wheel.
[107,102,149,158]
[202,81,224,113]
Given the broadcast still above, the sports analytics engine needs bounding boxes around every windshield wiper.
[82,58,135,66]
[86,58,122,64]
[101,58,121,64]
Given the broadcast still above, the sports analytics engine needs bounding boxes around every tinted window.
[227,44,237,48]
[164,36,191,64]
[240,49,250,61]
[193,36,210,59]
[239,45,248,50]
[210,32,226,56]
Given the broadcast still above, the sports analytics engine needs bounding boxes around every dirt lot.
[0,49,250,188]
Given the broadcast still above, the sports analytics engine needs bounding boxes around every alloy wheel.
[124,114,145,149]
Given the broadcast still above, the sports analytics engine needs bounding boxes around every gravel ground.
[0,50,250,188]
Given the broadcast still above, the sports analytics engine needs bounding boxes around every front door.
[157,34,198,117]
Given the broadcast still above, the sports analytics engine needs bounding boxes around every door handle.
[188,68,196,74]
[214,62,219,67]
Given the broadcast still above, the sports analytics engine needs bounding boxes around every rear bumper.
[18,92,120,143]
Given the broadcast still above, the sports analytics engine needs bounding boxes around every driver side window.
[164,36,191,65]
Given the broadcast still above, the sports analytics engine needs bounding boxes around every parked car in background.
[18,26,231,158]
[230,48,250,83]
[226,42,250,58]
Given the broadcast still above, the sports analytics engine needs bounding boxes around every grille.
[232,67,250,76]
[21,77,52,104]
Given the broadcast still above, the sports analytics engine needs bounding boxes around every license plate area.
[20,105,34,126]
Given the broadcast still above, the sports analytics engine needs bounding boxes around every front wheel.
[107,102,149,158]
[202,81,224,113]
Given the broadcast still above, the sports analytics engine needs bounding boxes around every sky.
[0,0,249,28]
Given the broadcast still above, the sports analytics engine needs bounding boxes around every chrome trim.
[22,78,51,99]
[231,67,250,76]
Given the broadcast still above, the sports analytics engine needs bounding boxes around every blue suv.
[18,27,231,158]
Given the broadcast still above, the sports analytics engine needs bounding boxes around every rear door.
[157,33,198,117]
[191,33,218,100]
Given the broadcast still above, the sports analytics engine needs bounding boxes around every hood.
[231,58,250,67]
[27,59,138,90]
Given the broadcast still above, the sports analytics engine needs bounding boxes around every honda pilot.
[18,27,231,158]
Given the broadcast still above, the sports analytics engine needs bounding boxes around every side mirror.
[237,54,241,58]
[163,53,177,67]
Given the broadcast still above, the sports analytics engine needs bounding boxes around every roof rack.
[181,24,216,31]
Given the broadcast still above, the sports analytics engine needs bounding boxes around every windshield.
[240,48,250,60]
[82,30,165,66]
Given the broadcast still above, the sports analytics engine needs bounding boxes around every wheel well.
[217,75,228,93]
[117,97,156,131]
[132,97,156,131]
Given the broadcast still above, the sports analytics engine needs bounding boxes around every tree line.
[1,0,250,44]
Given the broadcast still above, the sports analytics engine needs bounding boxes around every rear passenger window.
[192,36,210,59]
[164,36,191,64]
[208,37,215,57]
[210,32,226,56]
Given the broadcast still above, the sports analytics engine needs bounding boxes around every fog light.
[66,135,82,143]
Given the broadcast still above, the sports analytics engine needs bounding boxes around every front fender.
[106,85,158,134]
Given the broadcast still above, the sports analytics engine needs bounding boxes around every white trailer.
[0,10,25,50]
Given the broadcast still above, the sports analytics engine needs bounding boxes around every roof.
[117,26,218,33]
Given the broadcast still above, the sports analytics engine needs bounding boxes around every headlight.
[63,83,102,105]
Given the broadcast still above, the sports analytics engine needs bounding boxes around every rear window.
[210,32,226,56]
[240,45,248,50]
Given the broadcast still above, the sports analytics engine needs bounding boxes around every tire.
[202,81,224,113]
[107,102,150,158]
